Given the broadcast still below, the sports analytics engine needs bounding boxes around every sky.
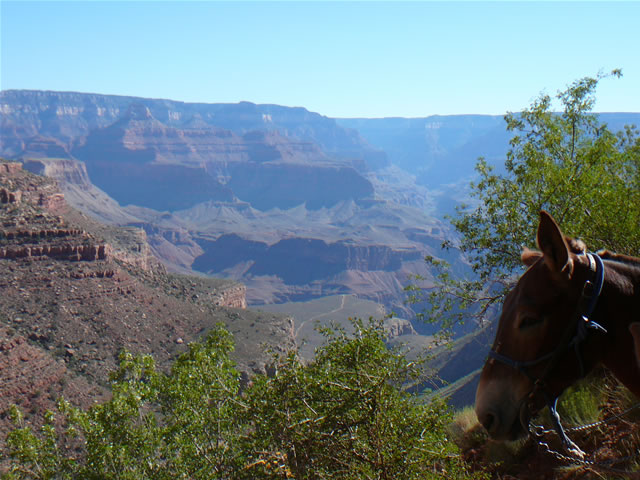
[1,1,639,118]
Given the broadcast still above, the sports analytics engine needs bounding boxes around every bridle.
[487,252,607,453]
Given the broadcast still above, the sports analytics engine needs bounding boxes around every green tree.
[411,70,640,331]
[3,320,478,480]
[240,319,473,480]
[159,327,243,479]
[3,325,242,480]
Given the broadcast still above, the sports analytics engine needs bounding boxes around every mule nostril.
[479,411,498,434]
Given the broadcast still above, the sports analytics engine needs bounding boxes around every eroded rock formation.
[384,317,417,338]
[211,283,247,309]
[1,161,68,214]
[0,162,22,174]
[0,243,111,261]
[0,187,21,203]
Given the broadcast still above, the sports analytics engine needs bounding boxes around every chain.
[529,401,640,475]
[537,440,639,476]
[530,401,640,436]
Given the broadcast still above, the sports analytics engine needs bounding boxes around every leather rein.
[487,252,607,453]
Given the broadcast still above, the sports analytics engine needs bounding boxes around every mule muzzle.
[475,394,531,441]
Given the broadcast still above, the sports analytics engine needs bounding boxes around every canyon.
[0,90,474,318]
[0,161,295,442]
[3,90,638,413]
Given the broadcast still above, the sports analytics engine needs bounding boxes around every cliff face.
[226,162,373,210]
[23,157,93,188]
[69,104,238,211]
[19,157,143,225]
[0,93,377,212]
[193,235,419,284]
[191,233,429,314]
[0,91,384,168]
[0,161,298,441]
[1,161,67,212]
[70,105,373,211]
[212,283,248,309]
[0,161,158,270]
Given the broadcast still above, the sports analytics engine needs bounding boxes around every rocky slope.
[21,156,140,224]
[0,90,465,317]
[0,161,296,443]
[0,325,106,437]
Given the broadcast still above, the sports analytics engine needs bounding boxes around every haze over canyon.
[3,90,638,317]
[2,89,639,413]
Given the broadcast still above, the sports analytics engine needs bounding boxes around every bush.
[241,319,474,479]
[2,320,479,480]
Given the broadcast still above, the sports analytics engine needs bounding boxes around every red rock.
[0,162,22,174]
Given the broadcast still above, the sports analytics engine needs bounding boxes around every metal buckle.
[582,279,595,298]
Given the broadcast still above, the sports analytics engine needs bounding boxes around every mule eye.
[519,315,544,330]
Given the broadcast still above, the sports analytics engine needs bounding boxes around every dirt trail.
[295,294,348,339]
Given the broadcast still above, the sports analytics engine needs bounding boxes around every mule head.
[475,211,596,441]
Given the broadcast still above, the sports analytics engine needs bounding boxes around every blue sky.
[1,1,639,118]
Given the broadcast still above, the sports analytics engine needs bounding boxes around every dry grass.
[452,372,640,479]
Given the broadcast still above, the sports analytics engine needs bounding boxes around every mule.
[631,323,640,366]
[475,211,640,445]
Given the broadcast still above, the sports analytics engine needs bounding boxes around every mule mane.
[597,249,640,267]
[564,236,640,267]
[566,236,587,255]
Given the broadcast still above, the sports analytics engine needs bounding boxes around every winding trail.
[295,294,348,339]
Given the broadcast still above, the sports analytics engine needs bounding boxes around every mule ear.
[521,246,542,266]
[537,211,572,276]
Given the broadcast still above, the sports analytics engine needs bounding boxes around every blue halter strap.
[487,252,607,452]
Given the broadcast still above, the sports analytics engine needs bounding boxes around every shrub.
[2,320,479,480]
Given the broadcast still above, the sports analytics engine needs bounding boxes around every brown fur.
[631,323,640,366]
[476,211,640,442]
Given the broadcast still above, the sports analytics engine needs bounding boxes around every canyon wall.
[0,160,247,309]
[1,90,384,171]
[193,235,421,284]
